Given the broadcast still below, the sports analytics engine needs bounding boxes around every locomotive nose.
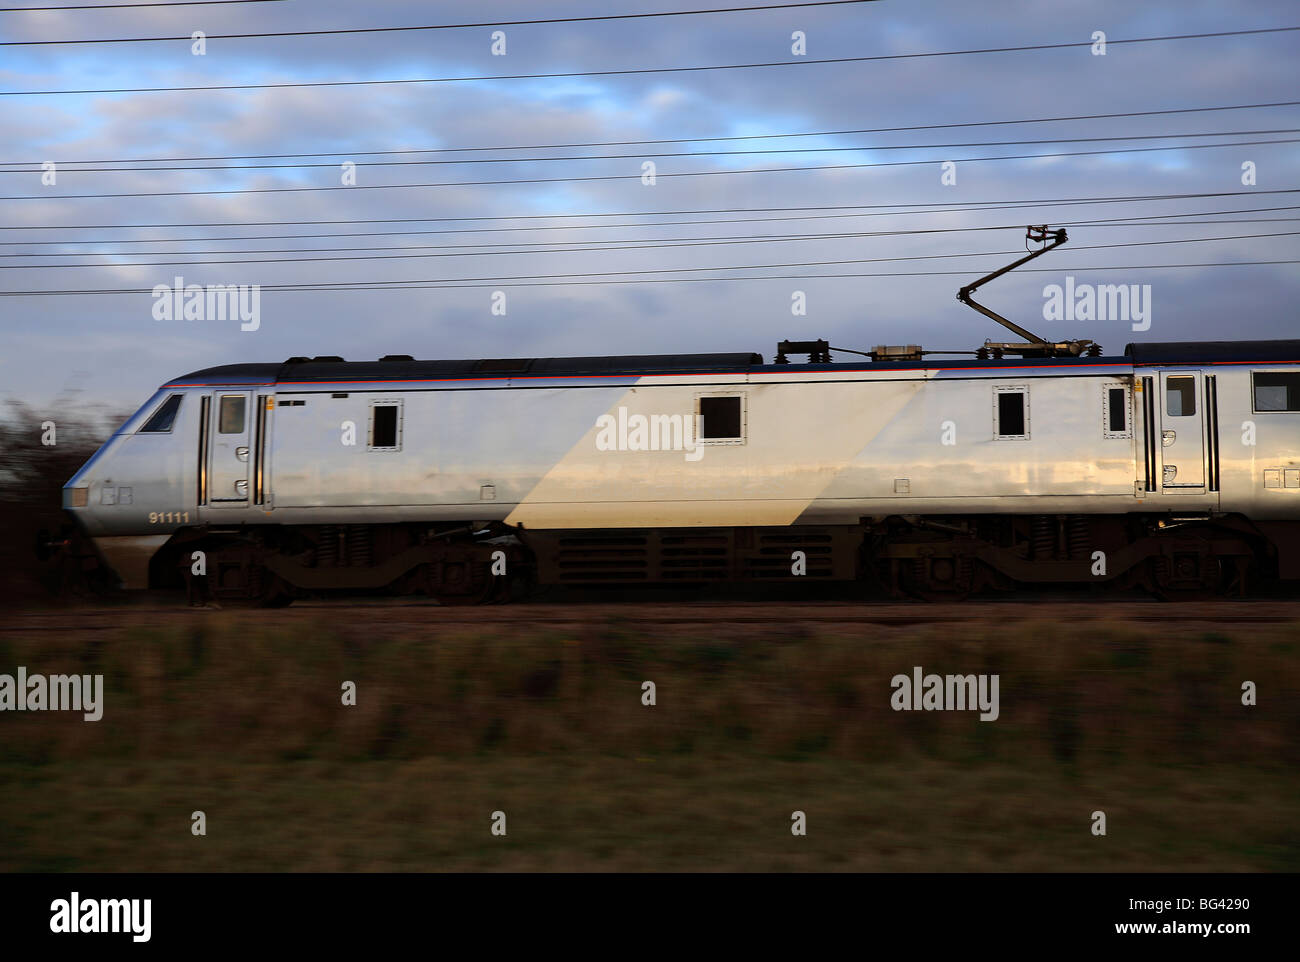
[62,482,90,509]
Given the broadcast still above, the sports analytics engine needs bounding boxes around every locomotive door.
[1157,372,1206,492]
[208,391,253,504]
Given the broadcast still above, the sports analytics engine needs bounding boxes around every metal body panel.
[822,370,1138,503]
[268,385,627,510]
[64,389,198,537]
[89,535,171,589]
[1212,364,1300,520]
[61,347,1300,556]
[208,390,253,506]
[1156,371,1206,490]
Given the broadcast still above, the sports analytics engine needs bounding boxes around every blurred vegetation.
[0,398,125,605]
[1,616,1296,870]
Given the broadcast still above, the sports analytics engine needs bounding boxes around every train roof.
[165,340,1300,387]
[167,352,766,386]
[1124,339,1300,364]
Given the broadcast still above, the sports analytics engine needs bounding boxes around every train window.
[1166,376,1196,417]
[1253,372,1300,412]
[369,401,402,451]
[139,394,182,433]
[1105,386,1130,438]
[217,395,246,434]
[697,395,745,442]
[994,386,1028,439]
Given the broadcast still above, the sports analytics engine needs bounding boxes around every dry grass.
[1,614,1297,870]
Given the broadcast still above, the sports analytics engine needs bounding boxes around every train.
[55,229,1300,603]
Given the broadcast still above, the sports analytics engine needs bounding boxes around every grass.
[1,613,1297,871]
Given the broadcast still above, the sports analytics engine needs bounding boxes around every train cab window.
[1105,386,1131,438]
[994,386,1028,439]
[1253,372,1300,412]
[697,395,745,442]
[218,395,246,433]
[369,401,402,451]
[139,394,182,433]
[1166,376,1196,417]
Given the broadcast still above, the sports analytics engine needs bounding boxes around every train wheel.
[182,538,294,607]
[1148,552,1222,602]
[422,554,500,606]
[900,556,977,602]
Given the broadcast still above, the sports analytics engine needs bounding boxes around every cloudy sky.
[1,0,1297,412]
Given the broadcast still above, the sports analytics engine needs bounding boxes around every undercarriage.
[114,513,1298,605]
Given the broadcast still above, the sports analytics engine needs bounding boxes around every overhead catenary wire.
[297,261,1300,291]
[5,137,1297,201]
[3,260,1295,297]
[4,229,1296,269]
[4,26,1297,95]
[4,8,1290,351]
[10,99,1297,167]
[5,129,1297,173]
[4,189,1297,232]
[7,206,1298,248]
[0,0,285,9]
[0,1,880,43]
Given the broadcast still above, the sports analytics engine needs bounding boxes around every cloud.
[0,0,1296,409]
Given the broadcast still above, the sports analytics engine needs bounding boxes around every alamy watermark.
[595,407,704,461]
[151,275,261,331]
[0,667,103,720]
[890,666,1000,721]
[50,893,150,942]
[1042,276,1151,332]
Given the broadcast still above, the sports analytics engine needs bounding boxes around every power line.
[6,26,1297,95]
[1,0,285,9]
[9,205,1296,247]
[6,138,1296,201]
[4,229,1295,268]
[2,0,283,8]
[9,218,1300,250]
[11,194,1300,235]
[4,217,1298,258]
[0,228,978,260]
[258,260,1300,291]
[12,100,1297,167]
[7,129,1296,173]
[1082,216,1300,225]
[0,1,879,43]
[4,189,1296,231]
[5,260,1295,296]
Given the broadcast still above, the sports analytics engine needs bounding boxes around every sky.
[1,0,1297,413]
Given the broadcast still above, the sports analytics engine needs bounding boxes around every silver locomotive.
[59,338,1300,603]
[60,229,1300,602]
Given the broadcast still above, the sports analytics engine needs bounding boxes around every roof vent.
[311,355,345,363]
[379,354,414,362]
